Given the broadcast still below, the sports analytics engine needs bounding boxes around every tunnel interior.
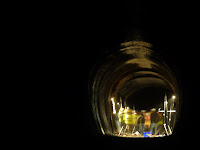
[119,84,173,111]
[90,41,180,137]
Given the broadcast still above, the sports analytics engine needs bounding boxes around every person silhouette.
[150,108,159,135]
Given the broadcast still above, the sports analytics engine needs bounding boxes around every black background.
[42,0,199,147]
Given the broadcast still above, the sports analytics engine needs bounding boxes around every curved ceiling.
[118,77,172,101]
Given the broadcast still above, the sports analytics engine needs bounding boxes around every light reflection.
[110,94,177,137]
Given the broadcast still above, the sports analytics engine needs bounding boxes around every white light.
[158,108,161,112]
[159,110,176,113]
[169,110,176,112]
[163,124,169,136]
[111,97,116,114]
[172,95,176,99]
[135,131,139,135]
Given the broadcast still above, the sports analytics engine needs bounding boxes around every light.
[111,97,116,114]
[158,108,161,112]
[159,110,176,113]
[119,107,124,112]
[135,131,140,135]
[172,95,176,99]
[163,124,169,136]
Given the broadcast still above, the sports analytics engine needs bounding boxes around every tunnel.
[89,40,180,137]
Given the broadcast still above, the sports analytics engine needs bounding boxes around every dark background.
[42,0,199,147]
[126,86,168,111]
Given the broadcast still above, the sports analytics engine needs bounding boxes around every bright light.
[159,110,176,112]
[158,108,161,112]
[120,107,124,112]
[111,97,116,114]
[172,95,176,99]
[135,131,139,135]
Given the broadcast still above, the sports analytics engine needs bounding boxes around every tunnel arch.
[89,41,180,137]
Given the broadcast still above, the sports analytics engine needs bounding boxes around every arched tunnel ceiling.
[111,69,175,99]
[118,77,172,100]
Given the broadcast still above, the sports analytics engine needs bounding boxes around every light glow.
[111,97,116,114]
[135,131,140,135]
[158,110,176,112]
